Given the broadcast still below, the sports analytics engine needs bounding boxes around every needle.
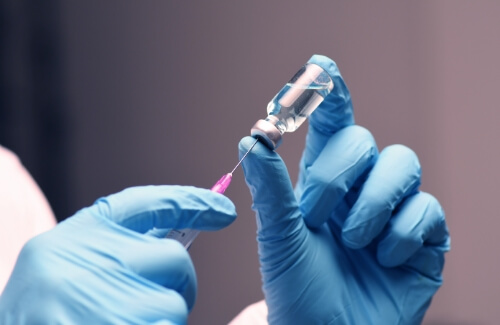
[230,138,259,174]
[172,138,260,248]
[211,138,259,194]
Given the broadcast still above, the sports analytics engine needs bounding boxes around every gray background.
[19,1,500,324]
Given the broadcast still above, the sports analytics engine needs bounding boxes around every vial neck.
[265,116,286,134]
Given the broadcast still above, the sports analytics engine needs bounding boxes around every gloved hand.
[0,185,236,324]
[239,55,450,324]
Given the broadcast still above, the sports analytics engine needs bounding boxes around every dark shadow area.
[0,0,72,221]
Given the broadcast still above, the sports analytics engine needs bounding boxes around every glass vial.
[251,62,334,149]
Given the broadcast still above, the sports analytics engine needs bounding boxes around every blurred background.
[1,1,497,323]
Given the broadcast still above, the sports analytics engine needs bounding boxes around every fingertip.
[306,54,354,135]
[239,136,274,159]
[239,136,286,180]
[308,54,339,77]
[418,192,450,247]
[384,144,419,162]
[239,136,258,153]
[162,186,237,231]
[210,202,237,230]
[381,144,422,181]
[187,188,237,231]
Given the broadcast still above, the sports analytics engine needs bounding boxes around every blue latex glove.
[239,55,450,324]
[0,186,236,324]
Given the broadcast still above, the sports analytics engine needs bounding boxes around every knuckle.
[308,168,347,198]
[17,233,64,283]
[20,232,51,260]
[381,145,422,192]
[393,223,422,246]
[347,125,376,145]
[347,125,378,163]
[421,192,446,223]
[384,144,421,171]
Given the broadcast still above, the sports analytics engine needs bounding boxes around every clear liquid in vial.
[266,83,328,133]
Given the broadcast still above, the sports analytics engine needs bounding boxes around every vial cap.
[250,119,283,150]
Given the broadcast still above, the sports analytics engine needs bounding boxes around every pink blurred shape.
[210,173,233,194]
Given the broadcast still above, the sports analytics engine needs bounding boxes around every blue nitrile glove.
[239,55,450,324]
[0,186,236,324]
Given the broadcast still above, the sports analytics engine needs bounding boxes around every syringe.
[167,56,334,249]
[165,138,258,249]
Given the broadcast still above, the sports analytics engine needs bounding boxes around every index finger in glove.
[88,185,237,234]
[301,55,355,170]
[239,136,302,240]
